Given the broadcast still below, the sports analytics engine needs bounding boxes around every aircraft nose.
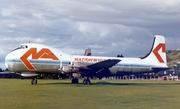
[5,51,15,70]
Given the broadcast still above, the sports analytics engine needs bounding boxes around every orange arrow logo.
[20,48,59,70]
[152,43,166,63]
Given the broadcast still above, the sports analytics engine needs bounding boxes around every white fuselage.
[5,43,161,76]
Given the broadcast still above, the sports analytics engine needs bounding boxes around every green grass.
[1,79,180,109]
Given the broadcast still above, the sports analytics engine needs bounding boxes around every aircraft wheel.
[71,78,79,84]
[83,79,91,85]
[31,78,38,85]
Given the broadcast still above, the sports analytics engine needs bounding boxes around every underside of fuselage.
[6,59,155,75]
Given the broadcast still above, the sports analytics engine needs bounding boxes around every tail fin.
[141,35,167,67]
[84,48,92,56]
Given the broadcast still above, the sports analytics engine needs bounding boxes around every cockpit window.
[11,45,28,52]
[19,45,28,49]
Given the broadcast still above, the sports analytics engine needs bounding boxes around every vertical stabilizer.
[141,35,167,67]
[84,48,92,56]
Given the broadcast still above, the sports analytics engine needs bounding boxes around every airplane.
[5,35,169,85]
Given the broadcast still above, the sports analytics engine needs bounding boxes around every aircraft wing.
[86,59,121,71]
[76,59,121,77]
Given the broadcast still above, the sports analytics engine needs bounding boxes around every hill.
[167,49,180,67]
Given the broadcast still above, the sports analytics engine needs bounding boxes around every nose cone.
[5,51,15,71]
[5,52,10,68]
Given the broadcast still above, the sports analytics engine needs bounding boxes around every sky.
[0,0,180,69]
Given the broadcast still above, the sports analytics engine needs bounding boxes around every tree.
[0,68,2,72]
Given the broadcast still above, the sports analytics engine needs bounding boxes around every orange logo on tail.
[20,48,59,70]
[153,43,166,63]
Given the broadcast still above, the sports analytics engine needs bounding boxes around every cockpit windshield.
[19,45,28,49]
[11,45,28,52]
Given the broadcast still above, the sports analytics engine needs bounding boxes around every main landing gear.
[31,77,38,85]
[71,77,91,85]
[83,77,91,85]
[71,78,79,84]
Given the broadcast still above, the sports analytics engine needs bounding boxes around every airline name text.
[74,57,104,62]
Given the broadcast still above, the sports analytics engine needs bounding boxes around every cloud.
[0,0,180,69]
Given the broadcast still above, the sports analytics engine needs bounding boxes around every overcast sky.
[0,0,180,69]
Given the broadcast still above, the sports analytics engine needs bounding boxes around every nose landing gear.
[31,77,38,84]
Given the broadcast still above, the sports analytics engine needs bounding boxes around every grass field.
[1,79,180,109]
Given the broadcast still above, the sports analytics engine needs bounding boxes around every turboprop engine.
[61,65,80,74]
[61,66,72,73]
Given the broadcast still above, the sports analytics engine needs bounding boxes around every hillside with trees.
[167,49,180,67]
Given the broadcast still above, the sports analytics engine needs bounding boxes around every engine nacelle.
[72,73,81,78]
[61,66,72,73]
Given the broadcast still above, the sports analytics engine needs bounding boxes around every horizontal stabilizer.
[87,59,121,70]
[152,67,171,73]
